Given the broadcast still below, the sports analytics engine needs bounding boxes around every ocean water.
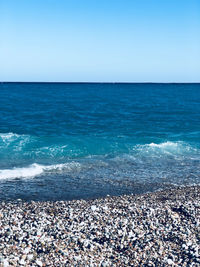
[0,83,200,201]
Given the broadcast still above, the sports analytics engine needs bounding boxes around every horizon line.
[1,81,200,84]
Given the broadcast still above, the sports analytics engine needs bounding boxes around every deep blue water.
[0,83,200,201]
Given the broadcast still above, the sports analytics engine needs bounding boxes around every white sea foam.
[148,141,178,148]
[0,132,30,141]
[0,164,44,179]
[0,132,32,150]
[0,132,21,142]
[136,141,198,156]
[0,162,81,180]
[0,133,71,158]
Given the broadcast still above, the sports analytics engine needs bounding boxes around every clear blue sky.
[0,0,200,82]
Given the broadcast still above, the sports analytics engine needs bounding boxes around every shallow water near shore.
[0,83,200,201]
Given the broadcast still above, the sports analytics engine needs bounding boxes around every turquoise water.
[0,83,200,200]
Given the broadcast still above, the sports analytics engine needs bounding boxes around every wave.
[0,162,81,180]
[148,141,178,148]
[0,132,87,159]
[135,141,199,158]
[0,132,30,142]
[0,132,70,159]
[0,132,32,152]
[1,133,199,158]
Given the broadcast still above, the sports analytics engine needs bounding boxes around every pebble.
[19,258,26,265]
[27,254,33,260]
[35,259,43,266]
[91,205,97,211]
[166,258,174,265]
[0,185,199,266]
[2,259,9,267]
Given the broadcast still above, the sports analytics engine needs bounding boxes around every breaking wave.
[1,133,199,158]
[0,133,200,182]
[134,141,199,158]
[0,162,81,180]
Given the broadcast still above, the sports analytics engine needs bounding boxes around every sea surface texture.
[0,83,199,201]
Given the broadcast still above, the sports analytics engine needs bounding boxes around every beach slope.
[0,186,200,266]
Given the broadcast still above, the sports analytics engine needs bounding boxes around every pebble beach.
[0,185,200,266]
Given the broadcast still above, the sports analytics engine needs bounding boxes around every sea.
[0,83,199,201]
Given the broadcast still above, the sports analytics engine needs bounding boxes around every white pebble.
[182,244,188,249]
[91,205,96,211]
[167,259,174,265]
[19,259,26,265]
[27,254,34,260]
[36,259,43,266]
[3,259,9,267]
[24,247,30,254]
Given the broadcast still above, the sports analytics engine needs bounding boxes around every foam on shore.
[0,162,81,179]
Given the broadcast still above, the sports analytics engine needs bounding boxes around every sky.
[0,0,200,82]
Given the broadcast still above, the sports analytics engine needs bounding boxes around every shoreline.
[0,185,200,266]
